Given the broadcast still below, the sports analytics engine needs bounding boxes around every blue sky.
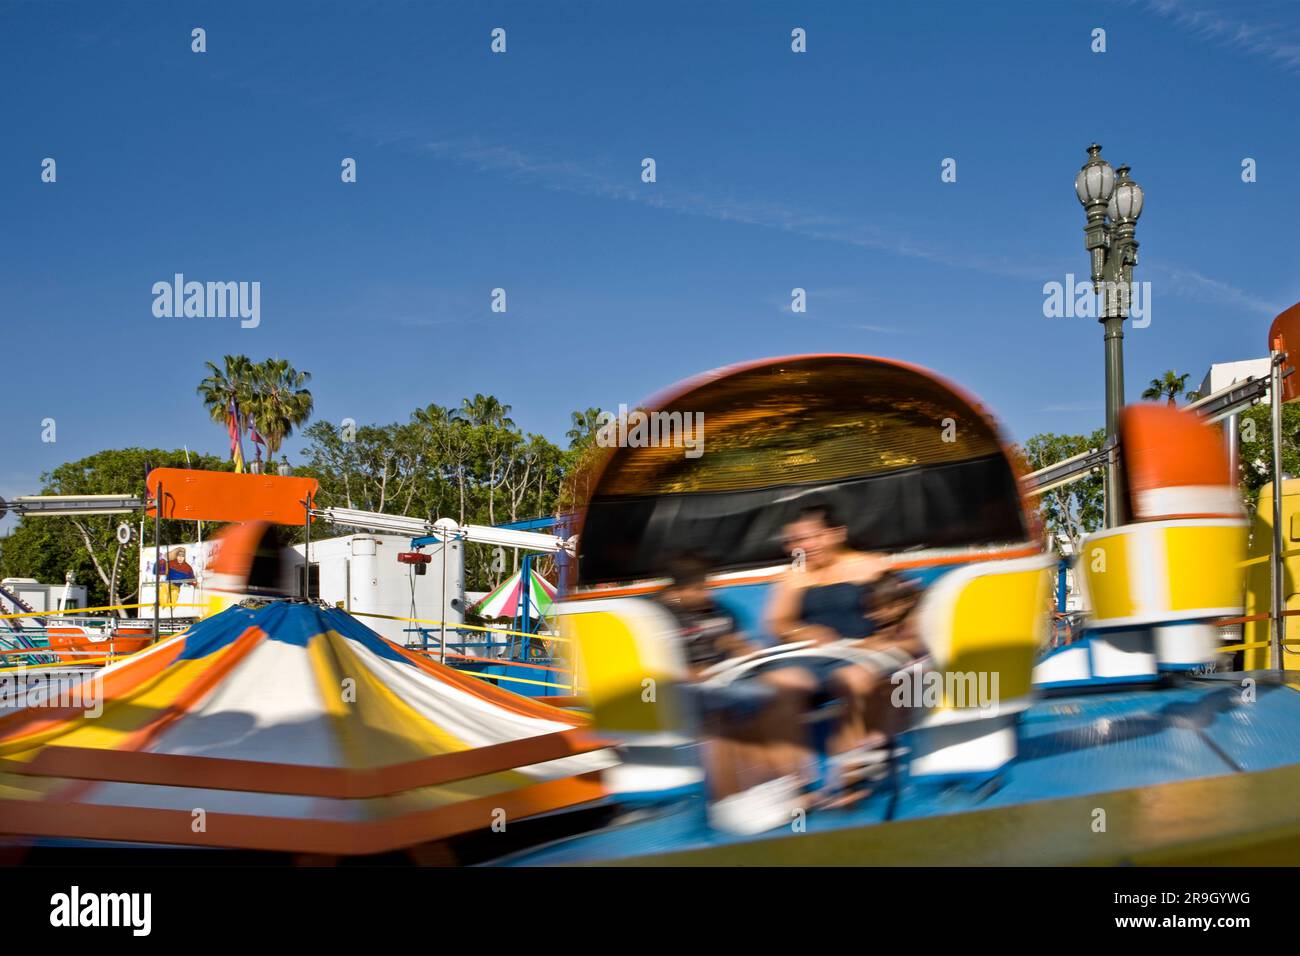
[3,0,1299,517]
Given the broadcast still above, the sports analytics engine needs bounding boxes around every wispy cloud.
[1041,402,1103,413]
[763,286,918,332]
[1145,262,1282,316]
[412,135,1277,318]
[853,323,915,334]
[1141,0,1300,73]
[418,137,1047,278]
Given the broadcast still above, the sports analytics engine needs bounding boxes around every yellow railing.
[0,623,190,673]
[0,656,111,672]
[347,610,581,693]
[345,610,571,643]
[0,602,196,673]
[0,602,205,621]
[449,669,578,692]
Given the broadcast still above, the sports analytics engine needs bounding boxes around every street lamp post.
[1075,143,1144,527]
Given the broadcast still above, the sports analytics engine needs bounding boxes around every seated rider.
[765,501,923,803]
[656,553,815,831]
[656,553,755,678]
[854,569,928,741]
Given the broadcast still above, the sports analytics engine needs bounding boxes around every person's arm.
[717,630,758,658]
[856,586,924,653]
[858,619,924,659]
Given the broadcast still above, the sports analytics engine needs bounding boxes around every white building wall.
[1198,357,1270,401]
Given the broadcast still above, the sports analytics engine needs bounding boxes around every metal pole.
[520,552,532,662]
[1077,147,1142,530]
[439,537,447,664]
[153,481,162,641]
[1057,558,1069,614]
[303,493,312,600]
[1225,411,1240,484]
[1102,316,1126,527]
[1271,350,1287,671]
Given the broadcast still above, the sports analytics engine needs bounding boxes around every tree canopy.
[296,399,595,587]
[1141,369,1194,405]
[1016,430,1106,556]
[0,391,610,602]
[0,448,229,609]
[197,355,314,468]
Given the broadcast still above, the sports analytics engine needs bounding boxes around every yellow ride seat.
[1080,518,1247,670]
[903,553,1054,780]
[1078,403,1247,672]
[558,596,705,799]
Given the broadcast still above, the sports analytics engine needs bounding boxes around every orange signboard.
[146,469,319,524]
[1269,301,1300,404]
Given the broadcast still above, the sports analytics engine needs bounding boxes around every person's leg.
[813,663,902,809]
[825,664,884,755]
[703,669,823,834]
[702,735,766,799]
[697,683,787,798]
[753,666,818,777]
[707,667,819,796]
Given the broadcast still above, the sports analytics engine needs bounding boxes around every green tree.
[298,396,578,590]
[457,394,514,430]
[1018,430,1106,556]
[566,407,605,449]
[1141,370,1191,406]
[555,407,609,514]
[1237,403,1300,510]
[299,420,434,516]
[197,355,256,466]
[249,358,314,461]
[0,448,228,609]
[413,403,473,523]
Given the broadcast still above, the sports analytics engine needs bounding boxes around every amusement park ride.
[5,303,1300,864]
[0,473,573,683]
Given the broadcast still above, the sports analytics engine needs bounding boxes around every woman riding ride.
[765,502,926,805]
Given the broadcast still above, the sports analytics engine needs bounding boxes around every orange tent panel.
[146,468,319,524]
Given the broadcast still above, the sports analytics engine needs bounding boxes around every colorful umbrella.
[0,602,613,855]
[471,568,557,620]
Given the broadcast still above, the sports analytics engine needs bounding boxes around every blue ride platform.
[494,672,1300,865]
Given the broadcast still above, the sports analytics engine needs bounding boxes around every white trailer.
[1,576,89,614]
[300,534,465,644]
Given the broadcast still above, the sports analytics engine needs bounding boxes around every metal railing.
[347,610,580,694]
[0,602,199,670]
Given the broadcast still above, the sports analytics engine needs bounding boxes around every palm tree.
[1141,370,1190,406]
[566,407,605,449]
[414,403,472,523]
[197,355,255,467]
[456,394,514,430]
[249,358,314,457]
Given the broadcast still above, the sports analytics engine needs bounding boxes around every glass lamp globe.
[1108,172,1144,222]
[1075,146,1115,205]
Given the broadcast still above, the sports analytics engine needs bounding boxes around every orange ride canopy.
[1269,301,1300,405]
[1119,404,1240,521]
[575,354,1034,585]
[146,468,319,524]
